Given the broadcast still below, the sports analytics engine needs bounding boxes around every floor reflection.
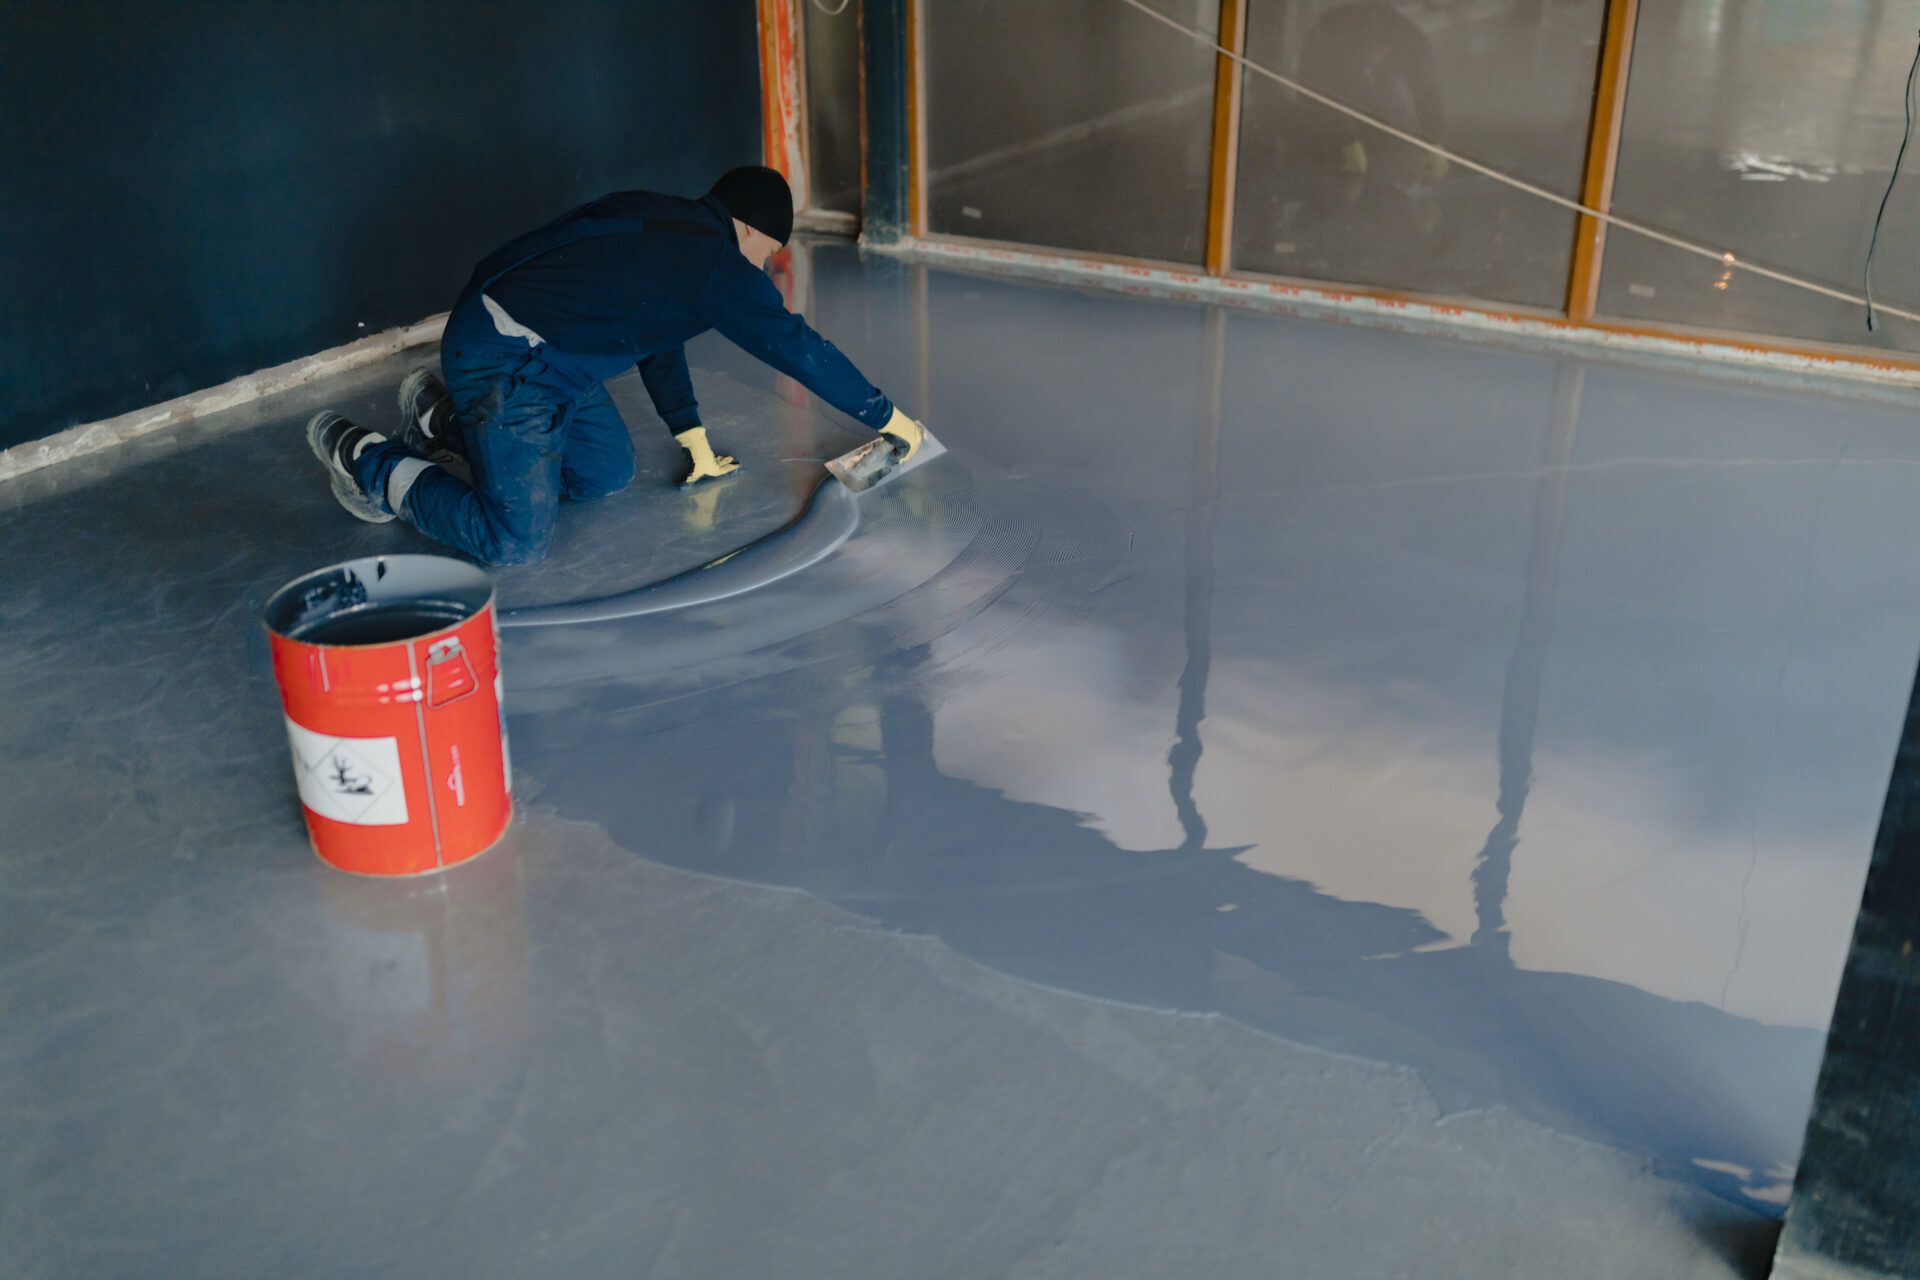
[523,623,1819,1215]
[1170,307,1226,853]
[1470,360,1580,958]
[313,845,533,1083]
[512,262,1918,1217]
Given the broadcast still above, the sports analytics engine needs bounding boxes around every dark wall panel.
[0,0,761,450]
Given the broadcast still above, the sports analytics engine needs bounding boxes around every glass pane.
[1231,0,1608,309]
[921,0,1216,265]
[803,0,863,215]
[1599,2,1920,352]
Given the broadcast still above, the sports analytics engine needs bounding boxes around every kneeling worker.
[307,166,924,564]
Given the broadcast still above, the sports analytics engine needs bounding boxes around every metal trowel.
[825,428,947,492]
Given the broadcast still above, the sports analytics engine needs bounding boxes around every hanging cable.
[1115,0,1920,330]
[1866,31,1920,332]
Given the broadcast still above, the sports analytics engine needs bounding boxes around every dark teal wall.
[0,0,762,450]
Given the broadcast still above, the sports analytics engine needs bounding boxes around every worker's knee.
[561,455,635,502]
[561,472,633,502]
[484,530,551,566]
[474,506,554,566]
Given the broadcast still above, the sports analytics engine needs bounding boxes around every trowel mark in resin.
[500,430,949,629]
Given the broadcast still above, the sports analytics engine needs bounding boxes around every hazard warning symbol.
[284,718,409,826]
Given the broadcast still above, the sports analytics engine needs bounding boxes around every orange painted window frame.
[757,0,808,206]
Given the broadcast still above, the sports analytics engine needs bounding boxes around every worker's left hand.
[879,408,925,463]
[675,427,740,488]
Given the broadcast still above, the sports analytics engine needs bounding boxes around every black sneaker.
[306,411,394,523]
[397,368,458,458]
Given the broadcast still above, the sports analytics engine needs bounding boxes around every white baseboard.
[0,313,448,485]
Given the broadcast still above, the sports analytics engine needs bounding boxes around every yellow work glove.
[674,427,740,489]
[879,407,924,463]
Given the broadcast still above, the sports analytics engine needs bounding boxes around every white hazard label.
[284,719,409,826]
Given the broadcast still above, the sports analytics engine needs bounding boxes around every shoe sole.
[396,368,452,457]
[306,411,395,524]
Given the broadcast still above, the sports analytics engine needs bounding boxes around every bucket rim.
[263,554,495,647]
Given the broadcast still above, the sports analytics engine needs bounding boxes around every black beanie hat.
[708,166,793,244]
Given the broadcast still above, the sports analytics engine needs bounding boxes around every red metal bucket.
[263,555,511,876]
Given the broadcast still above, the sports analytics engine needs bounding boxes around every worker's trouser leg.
[554,383,638,501]
[353,343,635,565]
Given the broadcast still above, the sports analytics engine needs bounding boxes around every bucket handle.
[425,636,478,708]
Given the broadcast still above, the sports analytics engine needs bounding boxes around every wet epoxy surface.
[7,242,1920,1276]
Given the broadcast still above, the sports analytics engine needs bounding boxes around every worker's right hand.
[675,427,740,488]
[879,408,925,463]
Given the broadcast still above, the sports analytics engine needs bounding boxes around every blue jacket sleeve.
[694,255,895,428]
[636,347,701,432]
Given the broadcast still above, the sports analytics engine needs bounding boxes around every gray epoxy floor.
[8,242,1920,1277]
